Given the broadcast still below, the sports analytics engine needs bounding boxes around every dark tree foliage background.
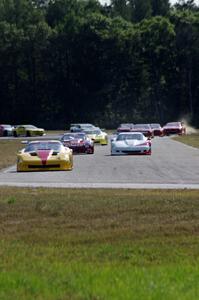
[0,0,198,129]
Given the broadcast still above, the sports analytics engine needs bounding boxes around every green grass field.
[173,133,199,148]
[0,187,199,299]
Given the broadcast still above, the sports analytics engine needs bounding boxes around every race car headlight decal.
[52,151,59,155]
[30,152,37,156]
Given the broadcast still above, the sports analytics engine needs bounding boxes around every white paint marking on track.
[0,182,199,189]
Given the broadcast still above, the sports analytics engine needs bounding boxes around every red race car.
[131,124,154,138]
[117,123,134,133]
[163,122,186,135]
[60,133,94,154]
[150,123,163,137]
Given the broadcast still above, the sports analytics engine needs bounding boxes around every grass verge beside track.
[0,187,199,299]
[46,130,65,135]
[0,140,22,170]
[173,133,199,148]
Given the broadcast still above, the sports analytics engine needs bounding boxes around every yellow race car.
[83,127,108,145]
[13,125,45,137]
[17,140,73,172]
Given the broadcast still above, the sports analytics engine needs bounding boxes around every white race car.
[111,132,151,155]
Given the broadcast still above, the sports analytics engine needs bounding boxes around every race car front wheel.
[86,148,94,154]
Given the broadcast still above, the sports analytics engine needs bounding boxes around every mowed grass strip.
[0,140,22,169]
[173,132,199,148]
[0,187,199,299]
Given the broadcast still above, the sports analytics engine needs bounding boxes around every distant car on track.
[13,125,45,137]
[150,123,163,136]
[0,124,13,136]
[17,140,73,172]
[163,122,186,135]
[70,123,95,133]
[111,132,151,155]
[60,132,94,154]
[131,124,154,138]
[117,123,134,133]
[83,127,108,145]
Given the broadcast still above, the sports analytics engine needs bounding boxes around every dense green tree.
[151,0,170,16]
[0,21,24,121]
[46,0,81,27]
[174,0,198,11]
[110,0,131,21]
[0,0,198,127]
[139,17,176,122]
[0,0,43,26]
[130,0,152,22]
[170,11,199,124]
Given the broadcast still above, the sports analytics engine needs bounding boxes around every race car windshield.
[117,134,143,141]
[76,134,86,139]
[24,125,37,129]
[82,125,93,128]
[93,130,101,135]
[134,124,150,129]
[62,135,76,140]
[166,122,180,126]
[62,134,85,140]
[150,124,160,128]
[25,142,61,152]
[120,124,133,127]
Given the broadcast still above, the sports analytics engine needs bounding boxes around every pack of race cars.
[0,124,45,137]
[0,122,186,172]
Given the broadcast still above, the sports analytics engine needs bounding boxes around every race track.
[0,136,199,189]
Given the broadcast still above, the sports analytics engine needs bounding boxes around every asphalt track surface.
[0,135,199,189]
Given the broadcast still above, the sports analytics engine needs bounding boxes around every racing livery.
[83,127,108,145]
[117,123,134,133]
[150,123,163,136]
[131,124,154,138]
[17,140,73,172]
[60,133,94,154]
[111,132,151,155]
[163,122,186,135]
[13,125,45,137]
[70,123,95,132]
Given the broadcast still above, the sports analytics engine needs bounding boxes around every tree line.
[0,0,198,129]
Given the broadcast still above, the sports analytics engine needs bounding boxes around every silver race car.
[111,132,151,155]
